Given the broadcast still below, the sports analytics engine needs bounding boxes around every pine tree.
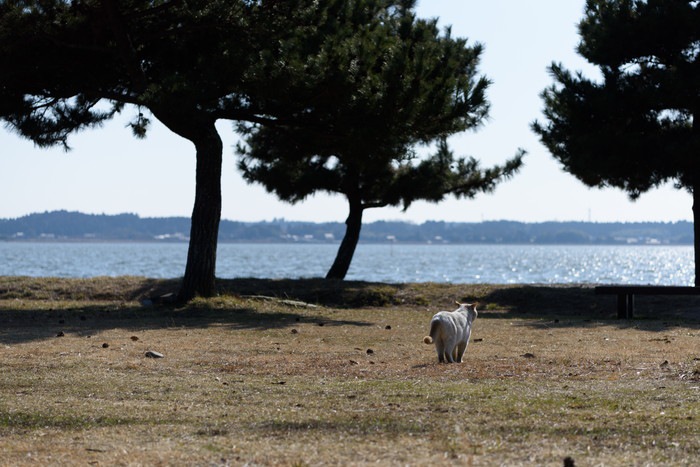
[0,0,383,299]
[238,1,524,279]
[1,0,271,301]
[532,0,700,284]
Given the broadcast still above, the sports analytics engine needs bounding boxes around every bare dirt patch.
[0,277,699,465]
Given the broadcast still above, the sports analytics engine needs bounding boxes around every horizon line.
[0,210,693,225]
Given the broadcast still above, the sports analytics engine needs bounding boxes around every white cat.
[423,302,478,363]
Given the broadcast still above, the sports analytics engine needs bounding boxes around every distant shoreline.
[0,211,693,245]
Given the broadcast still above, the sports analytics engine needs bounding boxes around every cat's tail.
[423,320,439,344]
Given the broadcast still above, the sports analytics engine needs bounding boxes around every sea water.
[0,242,693,285]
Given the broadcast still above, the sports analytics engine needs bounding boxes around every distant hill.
[0,210,693,245]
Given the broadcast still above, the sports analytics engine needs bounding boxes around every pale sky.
[0,1,693,223]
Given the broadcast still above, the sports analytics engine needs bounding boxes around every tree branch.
[100,0,149,91]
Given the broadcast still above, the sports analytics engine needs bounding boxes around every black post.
[616,294,627,319]
[626,294,634,319]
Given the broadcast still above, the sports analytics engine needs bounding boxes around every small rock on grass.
[145,350,164,358]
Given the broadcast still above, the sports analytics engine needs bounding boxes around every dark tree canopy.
[0,1,266,140]
[0,0,306,301]
[238,2,524,279]
[3,0,445,297]
[532,0,700,283]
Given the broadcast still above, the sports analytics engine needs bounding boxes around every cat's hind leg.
[435,341,446,363]
[455,342,467,363]
[444,342,456,363]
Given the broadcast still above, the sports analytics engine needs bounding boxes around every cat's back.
[432,309,467,328]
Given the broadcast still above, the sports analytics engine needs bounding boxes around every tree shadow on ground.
[2,278,699,344]
[217,278,409,308]
[478,285,700,329]
[0,300,372,345]
[219,279,700,330]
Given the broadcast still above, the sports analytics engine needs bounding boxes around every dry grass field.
[0,277,699,466]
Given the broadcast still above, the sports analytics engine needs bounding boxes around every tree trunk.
[694,109,700,288]
[694,186,700,287]
[177,125,223,302]
[326,197,364,280]
[150,107,223,302]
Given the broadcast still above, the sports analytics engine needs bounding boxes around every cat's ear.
[455,301,462,307]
